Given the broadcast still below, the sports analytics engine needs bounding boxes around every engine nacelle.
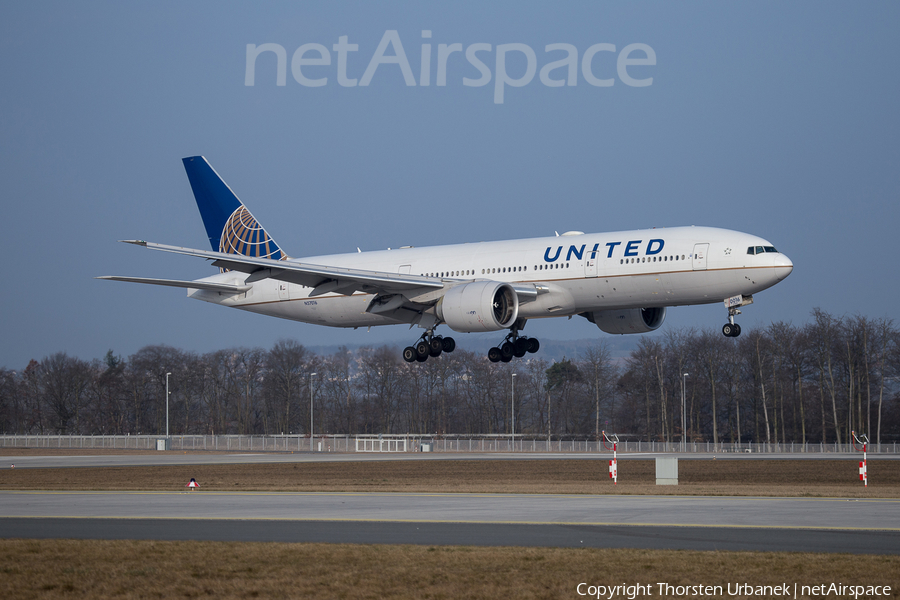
[436,282,519,333]
[585,307,667,335]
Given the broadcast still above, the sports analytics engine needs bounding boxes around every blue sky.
[1,2,898,368]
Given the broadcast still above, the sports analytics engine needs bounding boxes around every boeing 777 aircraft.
[100,156,793,363]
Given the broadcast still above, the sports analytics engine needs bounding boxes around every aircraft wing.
[96,276,251,293]
[119,240,445,297]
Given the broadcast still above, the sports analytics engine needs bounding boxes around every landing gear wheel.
[442,337,456,353]
[429,337,443,357]
[513,338,529,358]
[500,341,515,359]
[416,341,430,360]
[723,323,742,337]
[488,347,502,363]
[500,353,513,363]
[415,352,429,362]
[402,346,417,363]
[527,338,540,353]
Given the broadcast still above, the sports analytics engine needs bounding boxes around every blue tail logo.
[182,156,286,260]
[220,205,283,259]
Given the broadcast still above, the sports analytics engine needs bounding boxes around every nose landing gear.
[722,295,752,338]
[722,307,742,338]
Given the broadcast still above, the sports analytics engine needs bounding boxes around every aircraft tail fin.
[182,156,286,260]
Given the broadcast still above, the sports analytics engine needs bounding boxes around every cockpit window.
[747,247,755,255]
[764,246,778,253]
[747,245,779,255]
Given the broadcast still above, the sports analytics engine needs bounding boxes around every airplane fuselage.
[191,225,792,330]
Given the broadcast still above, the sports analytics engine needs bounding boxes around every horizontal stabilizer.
[96,276,250,294]
[121,240,445,296]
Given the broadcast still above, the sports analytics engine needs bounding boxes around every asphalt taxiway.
[1,489,897,553]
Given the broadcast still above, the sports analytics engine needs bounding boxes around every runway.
[1,490,898,554]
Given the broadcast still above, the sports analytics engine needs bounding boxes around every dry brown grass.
[0,539,897,599]
[2,456,898,497]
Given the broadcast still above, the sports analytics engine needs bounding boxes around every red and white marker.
[602,430,619,485]
[186,478,200,490]
[852,431,869,488]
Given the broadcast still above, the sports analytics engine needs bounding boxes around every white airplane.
[100,156,793,363]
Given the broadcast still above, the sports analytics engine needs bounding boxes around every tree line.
[1,309,898,446]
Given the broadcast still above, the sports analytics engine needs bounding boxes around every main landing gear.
[402,332,456,363]
[722,306,742,338]
[488,331,540,363]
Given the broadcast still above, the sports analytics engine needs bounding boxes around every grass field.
[2,451,898,497]
[1,450,897,598]
[1,540,898,600]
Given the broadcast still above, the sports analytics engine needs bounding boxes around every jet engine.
[584,307,667,335]
[436,282,519,333]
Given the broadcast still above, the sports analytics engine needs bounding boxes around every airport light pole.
[511,373,516,450]
[682,373,689,452]
[310,372,317,452]
[165,372,171,441]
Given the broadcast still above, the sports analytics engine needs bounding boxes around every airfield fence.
[0,434,897,454]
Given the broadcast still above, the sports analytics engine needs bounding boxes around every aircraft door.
[277,282,290,300]
[584,257,599,278]
[692,243,709,271]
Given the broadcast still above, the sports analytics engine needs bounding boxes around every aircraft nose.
[775,254,793,281]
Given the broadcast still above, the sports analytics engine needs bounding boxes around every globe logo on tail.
[220,206,284,260]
